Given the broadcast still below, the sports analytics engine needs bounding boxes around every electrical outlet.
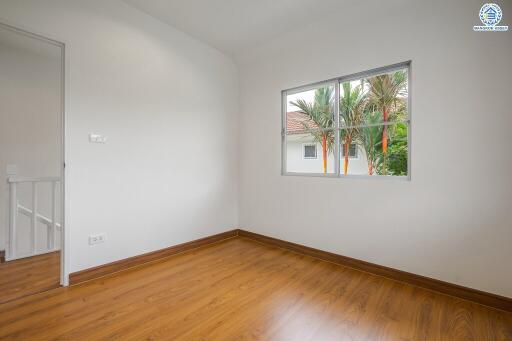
[89,234,106,245]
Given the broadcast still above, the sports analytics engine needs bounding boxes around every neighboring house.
[286,111,368,174]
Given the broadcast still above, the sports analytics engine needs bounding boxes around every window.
[282,61,410,178]
[342,144,358,158]
[303,144,317,159]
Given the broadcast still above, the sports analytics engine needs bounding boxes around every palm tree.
[366,71,407,174]
[358,110,383,175]
[290,87,334,173]
[339,82,365,174]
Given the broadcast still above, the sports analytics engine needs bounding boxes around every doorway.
[0,22,65,303]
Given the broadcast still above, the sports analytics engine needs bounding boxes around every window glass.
[284,85,335,174]
[282,63,410,178]
[340,123,408,176]
[341,144,357,158]
[303,144,317,159]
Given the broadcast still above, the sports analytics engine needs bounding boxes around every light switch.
[6,164,17,175]
[89,133,107,144]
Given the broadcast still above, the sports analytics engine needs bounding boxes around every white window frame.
[281,61,411,180]
[302,143,318,159]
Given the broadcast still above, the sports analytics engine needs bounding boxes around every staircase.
[6,176,61,261]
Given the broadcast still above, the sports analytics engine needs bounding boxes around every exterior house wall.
[286,134,368,175]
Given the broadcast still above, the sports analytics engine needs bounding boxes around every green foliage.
[386,123,408,175]
[374,123,407,175]
[339,82,365,128]
[357,109,383,175]
[290,87,335,152]
[365,70,408,176]
[289,71,408,176]
[366,71,408,120]
[339,83,365,136]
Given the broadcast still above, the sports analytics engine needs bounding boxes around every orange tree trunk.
[322,134,327,174]
[368,162,374,175]
[382,106,389,153]
[382,106,389,175]
[343,137,351,175]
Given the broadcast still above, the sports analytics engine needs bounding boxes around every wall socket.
[89,234,106,245]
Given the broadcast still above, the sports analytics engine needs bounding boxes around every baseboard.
[0,250,5,263]
[69,229,238,285]
[238,229,512,313]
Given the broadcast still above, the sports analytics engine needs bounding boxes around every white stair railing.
[7,176,61,261]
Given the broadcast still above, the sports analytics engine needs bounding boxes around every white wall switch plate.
[6,164,17,175]
[89,233,106,245]
[89,133,107,144]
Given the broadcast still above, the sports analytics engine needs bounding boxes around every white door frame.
[0,20,70,286]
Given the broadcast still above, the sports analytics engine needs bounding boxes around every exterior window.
[303,144,317,159]
[342,144,358,158]
[282,61,410,179]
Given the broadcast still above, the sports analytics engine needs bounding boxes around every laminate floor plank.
[0,251,60,304]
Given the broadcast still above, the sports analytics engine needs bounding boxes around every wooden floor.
[0,238,510,340]
[0,251,60,304]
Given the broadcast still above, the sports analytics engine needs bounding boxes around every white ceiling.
[124,0,346,58]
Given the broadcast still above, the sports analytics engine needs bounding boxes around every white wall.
[0,0,239,273]
[238,0,512,297]
[0,31,62,254]
[1,0,510,298]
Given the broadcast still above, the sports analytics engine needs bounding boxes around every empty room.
[0,0,511,340]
